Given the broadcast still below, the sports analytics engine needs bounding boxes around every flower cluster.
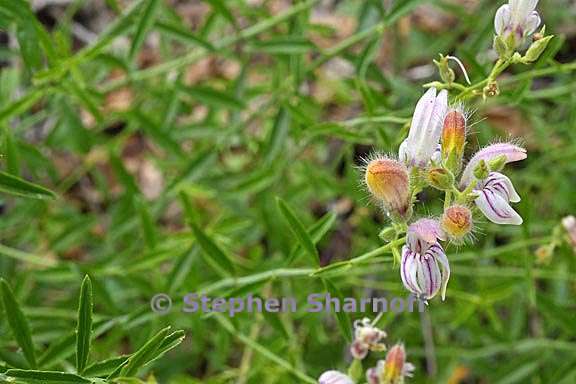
[365,84,527,301]
[319,319,413,384]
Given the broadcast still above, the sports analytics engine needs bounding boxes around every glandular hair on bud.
[365,157,410,219]
[441,109,466,173]
[441,205,473,241]
[427,167,454,191]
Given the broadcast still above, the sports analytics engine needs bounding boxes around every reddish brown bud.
[365,158,410,218]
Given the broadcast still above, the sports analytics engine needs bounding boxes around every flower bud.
[473,159,489,180]
[319,370,354,384]
[381,343,415,384]
[427,167,454,191]
[441,205,473,241]
[488,154,507,171]
[441,109,466,173]
[365,158,411,219]
[434,54,455,84]
[523,35,553,63]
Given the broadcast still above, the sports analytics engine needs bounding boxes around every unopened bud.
[381,343,414,384]
[488,154,507,171]
[441,205,473,241]
[365,158,411,219]
[379,227,396,242]
[523,35,553,63]
[434,54,455,84]
[441,109,467,173]
[427,167,454,191]
[473,159,489,180]
[494,35,510,59]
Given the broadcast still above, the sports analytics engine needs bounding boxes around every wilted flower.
[318,370,354,384]
[494,0,541,48]
[366,343,415,384]
[460,143,527,188]
[399,88,448,167]
[364,157,411,219]
[441,205,473,241]
[350,317,387,360]
[474,172,523,225]
[400,219,450,301]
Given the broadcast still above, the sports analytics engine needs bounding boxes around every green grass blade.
[129,0,162,61]
[75,276,93,374]
[0,280,37,368]
[5,369,91,383]
[277,198,319,266]
[0,171,56,200]
[189,221,235,277]
[322,278,353,342]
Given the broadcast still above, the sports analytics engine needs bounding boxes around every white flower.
[318,370,354,384]
[494,0,541,44]
[400,219,450,301]
[350,317,387,359]
[399,88,448,167]
[473,172,523,225]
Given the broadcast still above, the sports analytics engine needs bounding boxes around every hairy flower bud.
[441,205,473,241]
[441,109,467,173]
[523,34,553,62]
[366,343,415,384]
[427,167,454,191]
[365,158,411,219]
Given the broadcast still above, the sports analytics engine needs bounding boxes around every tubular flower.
[400,219,450,301]
[494,0,541,47]
[366,343,415,384]
[460,143,527,188]
[399,88,448,167]
[318,371,354,384]
[350,318,387,360]
[364,157,411,219]
[473,172,523,225]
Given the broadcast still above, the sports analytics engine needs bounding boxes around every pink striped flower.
[318,370,354,384]
[399,88,448,167]
[495,0,541,46]
[474,172,523,225]
[400,219,450,301]
[460,143,527,188]
[460,143,527,226]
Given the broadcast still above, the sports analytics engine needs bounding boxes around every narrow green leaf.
[0,280,37,368]
[136,198,157,249]
[263,107,291,163]
[0,90,43,123]
[5,369,91,383]
[249,37,315,55]
[82,356,128,377]
[129,0,162,60]
[322,279,352,342]
[178,85,245,110]
[38,334,76,369]
[287,211,336,265]
[76,276,93,374]
[189,221,235,277]
[0,171,56,200]
[114,327,171,378]
[155,21,215,51]
[277,198,319,266]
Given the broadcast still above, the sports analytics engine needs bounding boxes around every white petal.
[428,244,450,301]
[483,172,521,202]
[401,246,420,295]
[494,4,511,35]
[524,11,541,35]
[417,254,441,299]
[398,139,409,163]
[511,0,538,25]
[475,188,523,225]
[318,370,354,384]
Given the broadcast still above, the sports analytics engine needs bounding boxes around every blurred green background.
[1,0,576,382]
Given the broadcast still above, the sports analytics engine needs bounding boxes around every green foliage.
[0,0,575,383]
